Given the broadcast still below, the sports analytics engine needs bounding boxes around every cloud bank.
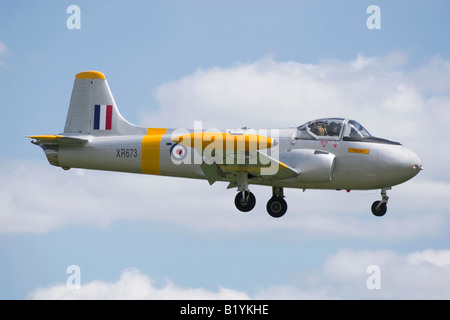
[28,249,450,300]
[28,267,249,300]
[145,52,436,139]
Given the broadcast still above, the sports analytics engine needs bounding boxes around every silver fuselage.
[52,126,421,191]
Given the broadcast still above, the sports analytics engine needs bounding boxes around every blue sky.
[1,0,450,299]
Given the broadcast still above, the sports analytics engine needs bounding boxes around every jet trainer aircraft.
[29,71,422,218]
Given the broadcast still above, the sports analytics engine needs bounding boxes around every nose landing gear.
[371,187,390,217]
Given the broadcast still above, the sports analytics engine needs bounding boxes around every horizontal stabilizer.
[28,135,88,145]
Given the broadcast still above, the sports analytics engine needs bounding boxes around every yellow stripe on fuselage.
[142,128,167,175]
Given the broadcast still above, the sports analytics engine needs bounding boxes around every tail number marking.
[116,148,138,158]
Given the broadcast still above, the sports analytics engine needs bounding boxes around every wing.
[200,150,299,185]
[171,131,299,185]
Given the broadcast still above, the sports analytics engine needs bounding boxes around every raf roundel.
[170,143,188,161]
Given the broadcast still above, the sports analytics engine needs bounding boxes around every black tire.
[371,201,387,217]
[234,191,256,212]
[266,197,288,218]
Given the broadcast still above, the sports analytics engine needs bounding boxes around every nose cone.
[392,146,422,182]
[377,145,422,186]
[409,150,423,175]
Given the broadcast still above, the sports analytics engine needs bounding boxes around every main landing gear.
[371,187,390,217]
[234,172,256,212]
[234,173,288,218]
[234,191,256,212]
[266,186,287,218]
[234,188,287,218]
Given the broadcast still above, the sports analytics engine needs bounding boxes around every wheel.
[235,191,256,212]
[266,197,287,218]
[371,201,387,217]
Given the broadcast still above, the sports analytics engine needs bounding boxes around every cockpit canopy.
[297,118,372,141]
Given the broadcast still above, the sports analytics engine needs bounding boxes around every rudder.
[64,71,145,136]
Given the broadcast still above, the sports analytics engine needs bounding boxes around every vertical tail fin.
[64,71,145,135]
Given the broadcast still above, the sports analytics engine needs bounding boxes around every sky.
[1,0,450,300]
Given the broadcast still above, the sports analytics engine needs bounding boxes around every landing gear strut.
[234,172,256,212]
[371,187,390,217]
[266,186,287,218]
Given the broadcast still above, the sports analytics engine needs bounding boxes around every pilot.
[327,122,341,136]
[309,122,327,136]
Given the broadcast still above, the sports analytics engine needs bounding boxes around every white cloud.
[412,54,450,95]
[144,52,425,137]
[28,249,450,300]
[318,249,450,299]
[6,52,450,235]
[264,248,450,299]
[28,268,249,300]
[407,249,450,268]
